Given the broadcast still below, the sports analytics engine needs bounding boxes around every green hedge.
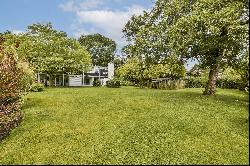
[150,79,185,90]
[184,77,246,90]
[106,79,121,88]
[184,77,206,88]
[216,79,241,89]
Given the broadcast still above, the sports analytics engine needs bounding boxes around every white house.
[36,63,114,87]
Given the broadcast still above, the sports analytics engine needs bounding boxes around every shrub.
[0,47,33,141]
[93,80,101,87]
[151,79,185,90]
[216,79,241,89]
[120,80,134,86]
[30,83,45,92]
[184,77,206,88]
[185,76,245,90]
[106,79,121,88]
[116,57,186,88]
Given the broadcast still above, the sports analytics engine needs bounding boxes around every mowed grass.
[0,87,249,165]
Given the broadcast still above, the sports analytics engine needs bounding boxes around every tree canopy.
[78,33,116,66]
[123,0,249,95]
[17,23,91,78]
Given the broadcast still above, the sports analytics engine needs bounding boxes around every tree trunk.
[203,49,226,96]
[203,65,219,95]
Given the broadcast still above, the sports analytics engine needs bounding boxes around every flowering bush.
[0,47,33,140]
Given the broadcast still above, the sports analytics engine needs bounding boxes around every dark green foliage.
[185,77,245,90]
[93,80,101,87]
[30,83,45,92]
[78,33,116,66]
[123,0,248,95]
[106,79,121,88]
[116,57,186,88]
[216,79,241,89]
[185,77,206,88]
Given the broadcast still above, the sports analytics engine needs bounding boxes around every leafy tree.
[187,64,203,78]
[167,0,248,95]
[117,56,186,87]
[123,10,173,67]
[116,58,142,85]
[114,55,126,70]
[123,0,249,95]
[78,33,116,66]
[233,50,249,90]
[18,23,91,85]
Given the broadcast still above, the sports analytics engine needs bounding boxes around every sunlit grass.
[0,87,248,164]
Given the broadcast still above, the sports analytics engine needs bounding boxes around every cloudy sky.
[1,0,196,68]
[1,0,154,50]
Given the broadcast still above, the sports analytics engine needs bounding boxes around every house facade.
[36,63,114,87]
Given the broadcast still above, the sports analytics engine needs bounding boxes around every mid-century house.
[36,63,114,87]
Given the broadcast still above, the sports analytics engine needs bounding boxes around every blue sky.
[1,0,196,69]
[1,0,154,49]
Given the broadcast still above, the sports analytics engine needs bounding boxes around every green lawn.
[0,87,249,165]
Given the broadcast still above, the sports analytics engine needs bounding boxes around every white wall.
[69,75,83,86]
[108,63,114,79]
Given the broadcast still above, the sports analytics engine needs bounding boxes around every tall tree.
[78,33,116,66]
[123,0,249,95]
[168,0,248,95]
[18,23,91,84]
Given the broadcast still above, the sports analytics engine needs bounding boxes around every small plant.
[106,79,121,88]
[93,80,101,87]
[30,83,44,92]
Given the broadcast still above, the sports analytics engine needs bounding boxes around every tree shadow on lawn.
[21,97,44,110]
[171,89,248,107]
[211,93,249,110]
[164,90,249,137]
[230,116,249,135]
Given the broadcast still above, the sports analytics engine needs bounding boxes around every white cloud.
[59,0,103,12]
[58,1,76,12]
[59,1,149,50]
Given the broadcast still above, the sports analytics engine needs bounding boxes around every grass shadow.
[171,89,248,107]
[21,97,43,110]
